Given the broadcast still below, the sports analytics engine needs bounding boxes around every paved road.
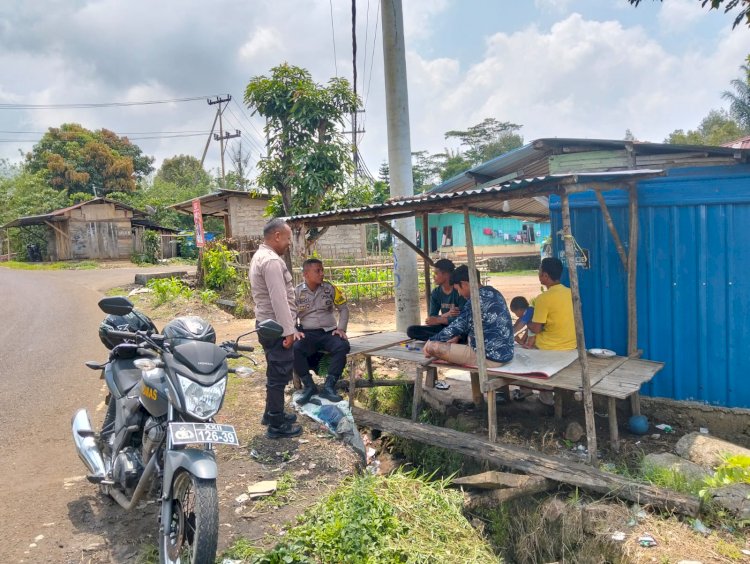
[0,265,193,563]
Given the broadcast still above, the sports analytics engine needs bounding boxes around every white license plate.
[169,422,239,446]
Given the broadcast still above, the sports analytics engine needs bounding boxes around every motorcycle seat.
[110,359,143,396]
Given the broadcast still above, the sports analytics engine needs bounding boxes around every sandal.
[434,381,450,390]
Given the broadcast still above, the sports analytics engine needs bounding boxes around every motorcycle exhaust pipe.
[71,409,106,480]
[108,451,158,511]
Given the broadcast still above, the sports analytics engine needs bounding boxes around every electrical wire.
[363,0,381,116]
[329,0,339,76]
[0,95,225,110]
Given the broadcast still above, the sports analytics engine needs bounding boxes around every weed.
[134,543,158,564]
[0,260,98,270]
[253,472,297,511]
[198,288,218,305]
[221,538,261,561]
[146,277,192,306]
[640,464,704,496]
[249,470,496,563]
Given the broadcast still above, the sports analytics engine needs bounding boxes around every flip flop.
[434,381,450,390]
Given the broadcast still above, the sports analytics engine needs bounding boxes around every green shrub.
[201,242,238,290]
[250,471,496,563]
[142,230,161,264]
[198,288,218,305]
[700,454,750,498]
[147,277,192,305]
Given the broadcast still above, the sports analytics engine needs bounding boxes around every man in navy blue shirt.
[424,265,514,367]
[407,259,467,341]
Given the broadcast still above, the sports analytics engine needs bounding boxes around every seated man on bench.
[423,265,514,368]
[293,259,350,404]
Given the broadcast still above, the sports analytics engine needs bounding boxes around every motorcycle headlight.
[176,375,226,420]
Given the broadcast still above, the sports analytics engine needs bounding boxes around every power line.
[231,98,266,142]
[0,95,226,110]
[364,0,381,117]
[329,0,339,76]
[224,105,265,154]
[0,129,209,135]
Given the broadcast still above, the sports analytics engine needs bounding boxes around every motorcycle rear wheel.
[160,471,218,564]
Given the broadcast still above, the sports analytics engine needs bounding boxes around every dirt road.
[0,265,193,563]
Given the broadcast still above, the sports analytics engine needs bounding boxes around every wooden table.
[344,333,664,450]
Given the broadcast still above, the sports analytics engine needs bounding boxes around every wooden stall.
[288,170,665,463]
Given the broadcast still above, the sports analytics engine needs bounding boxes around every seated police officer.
[293,258,351,404]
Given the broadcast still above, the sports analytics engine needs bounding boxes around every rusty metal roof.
[2,197,146,229]
[170,189,269,217]
[286,170,664,228]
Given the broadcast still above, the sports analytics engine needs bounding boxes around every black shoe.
[295,385,318,406]
[318,386,343,403]
[260,411,297,426]
[266,422,303,439]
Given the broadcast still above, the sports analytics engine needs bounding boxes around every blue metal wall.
[550,165,750,408]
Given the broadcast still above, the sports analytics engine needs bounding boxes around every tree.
[25,123,154,196]
[243,64,359,216]
[722,64,750,131]
[664,108,748,145]
[444,118,524,167]
[627,0,750,29]
[226,142,253,191]
[155,155,213,190]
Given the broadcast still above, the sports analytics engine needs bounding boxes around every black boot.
[295,372,318,406]
[318,374,343,403]
[266,412,302,439]
[260,411,297,426]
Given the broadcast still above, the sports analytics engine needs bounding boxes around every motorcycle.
[72,296,282,564]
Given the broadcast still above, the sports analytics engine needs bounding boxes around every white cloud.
[402,12,750,158]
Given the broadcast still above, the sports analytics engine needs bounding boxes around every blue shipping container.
[549,165,750,408]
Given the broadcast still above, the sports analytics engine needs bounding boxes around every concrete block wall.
[311,224,366,258]
[228,197,269,238]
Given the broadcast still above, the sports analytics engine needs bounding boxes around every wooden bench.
[345,331,664,450]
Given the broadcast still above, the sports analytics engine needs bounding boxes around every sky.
[0,0,748,183]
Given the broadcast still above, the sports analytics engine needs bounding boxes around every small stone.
[29,543,37,549]
[83,542,105,552]
[564,422,585,442]
[309,462,317,469]
[235,493,249,504]
[34,535,44,542]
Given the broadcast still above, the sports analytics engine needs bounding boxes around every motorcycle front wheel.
[160,471,218,564]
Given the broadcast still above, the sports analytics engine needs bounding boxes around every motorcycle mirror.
[234,366,254,378]
[98,296,134,316]
[257,319,284,340]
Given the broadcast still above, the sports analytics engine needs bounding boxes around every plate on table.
[588,348,616,359]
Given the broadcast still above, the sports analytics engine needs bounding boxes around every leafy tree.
[627,0,750,29]
[155,154,213,190]
[444,118,524,167]
[722,64,750,131]
[25,123,154,196]
[243,64,359,216]
[664,108,748,145]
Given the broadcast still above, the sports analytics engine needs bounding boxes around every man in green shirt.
[407,259,467,341]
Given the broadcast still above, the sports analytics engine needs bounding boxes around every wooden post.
[412,366,424,421]
[560,192,598,464]
[627,183,641,416]
[463,207,496,441]
[608,397,620,452]
[422,213,431,309]
[594,191,627,270]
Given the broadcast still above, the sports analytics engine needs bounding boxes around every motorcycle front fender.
[162,448,217,497]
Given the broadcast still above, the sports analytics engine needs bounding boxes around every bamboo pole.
[560,192,597,464]
[627,183,641,416]
[594,191,627,270]
[422,213,431,308]
[462,207,496,441]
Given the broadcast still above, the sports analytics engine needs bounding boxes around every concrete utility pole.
[381,0,420,330]
[207,95,232,187]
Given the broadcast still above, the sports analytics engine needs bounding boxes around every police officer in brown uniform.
[293,258,351,404]
[249,218,302,438]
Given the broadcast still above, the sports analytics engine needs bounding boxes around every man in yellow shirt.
[526,257,577,350]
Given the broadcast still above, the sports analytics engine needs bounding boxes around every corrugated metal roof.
[428,137,750,195]
[286,170,664,227]
[170,189,269,216]
[2,197,146,229]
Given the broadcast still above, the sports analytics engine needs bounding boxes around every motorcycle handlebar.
[236,344,254,352]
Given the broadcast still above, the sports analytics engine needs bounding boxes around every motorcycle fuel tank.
[139,369,169,417]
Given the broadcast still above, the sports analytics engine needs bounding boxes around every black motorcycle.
[72,296,282,564]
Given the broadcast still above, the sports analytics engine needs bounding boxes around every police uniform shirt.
[295,281,349,332]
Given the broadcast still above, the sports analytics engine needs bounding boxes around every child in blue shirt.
[510,296,534,345]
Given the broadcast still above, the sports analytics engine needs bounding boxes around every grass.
[0,259,99,270]
[245,470,497,564]
[640,463,705,496]
[251,472,297,511]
